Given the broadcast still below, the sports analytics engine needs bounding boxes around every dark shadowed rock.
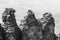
[0,24,6,40]
[2,8,22,40]
[21,10,42,40]
[40,13,57,40]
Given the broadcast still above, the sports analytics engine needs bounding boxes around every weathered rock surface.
[20,10,42,40]
[2,8,22,40]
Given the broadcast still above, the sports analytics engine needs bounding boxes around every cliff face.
[2,8,22,40]
[1,8,57,40]
[20,11,57,40]
[21,10,43,40]
[40,13,57,40]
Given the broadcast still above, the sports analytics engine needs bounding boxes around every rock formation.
[1,8,57,40]
[0,24,5,40]
[40,13,57,40]
[20,11,57,40]
[20,10,42,40]
[2,8,22,40]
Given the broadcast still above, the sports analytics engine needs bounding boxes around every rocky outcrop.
[20,10,42,40]
[20,11,57,40]
[1,8,57,40]
[40,13,57,40]
[2,8,22,40]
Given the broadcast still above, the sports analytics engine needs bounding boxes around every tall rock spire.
[2,8,22,40]
[21,10,42,40]
[40,13,57,40]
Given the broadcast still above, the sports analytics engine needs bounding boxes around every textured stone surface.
[40,13,57,40]
[21,12,57,40]
[21,10,42,40]
[2,8,22,40]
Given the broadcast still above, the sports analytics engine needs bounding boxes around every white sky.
[0,0,60,35]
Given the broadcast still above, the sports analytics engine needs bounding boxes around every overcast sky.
[0,0,60,35]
